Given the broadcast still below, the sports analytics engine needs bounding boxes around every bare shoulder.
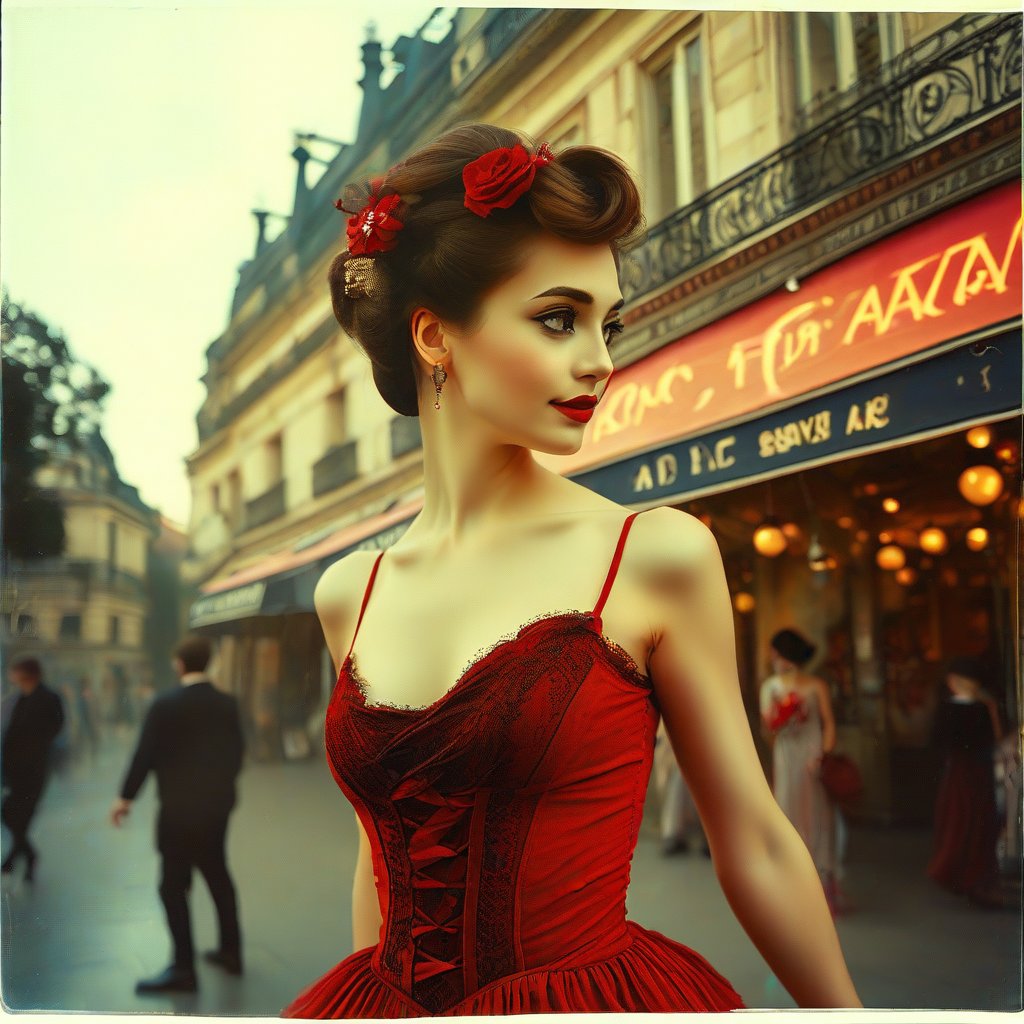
[630,505,721,576]
[313,548,382,622]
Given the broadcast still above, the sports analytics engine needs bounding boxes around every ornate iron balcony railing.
[621,12,1021,305]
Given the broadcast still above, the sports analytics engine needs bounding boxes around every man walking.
[2,656,65,882]
[111,634,245,994]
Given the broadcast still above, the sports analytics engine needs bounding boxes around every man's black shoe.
[135,965,198,994]
[203,949,243,976]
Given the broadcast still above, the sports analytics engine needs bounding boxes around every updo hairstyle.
[327,122,645,417]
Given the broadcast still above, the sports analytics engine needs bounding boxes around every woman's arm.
[980,691,1004,744]
[641,508,860,1008]
[353,811,384,950]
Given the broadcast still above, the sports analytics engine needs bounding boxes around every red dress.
[282,511,745,1017]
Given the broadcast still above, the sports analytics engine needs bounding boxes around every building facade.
[3,431,169,731]
[184,7,1021,834]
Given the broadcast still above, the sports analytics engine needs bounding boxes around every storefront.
[540,179,1022,824]
[189,181,1022,799]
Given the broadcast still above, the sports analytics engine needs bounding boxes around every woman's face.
[442,232,623,454]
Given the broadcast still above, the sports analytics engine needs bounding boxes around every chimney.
[290,144,311,224]
[357,23,384,141]
[252,210,270,256]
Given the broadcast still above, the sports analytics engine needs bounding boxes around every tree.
[1,292,111,563]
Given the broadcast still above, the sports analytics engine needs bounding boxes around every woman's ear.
[410,306,449,366]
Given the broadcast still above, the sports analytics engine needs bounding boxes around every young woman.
[759,628,843,914]
[282,123,860,1017]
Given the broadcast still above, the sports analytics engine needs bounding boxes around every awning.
[188,498,423,628]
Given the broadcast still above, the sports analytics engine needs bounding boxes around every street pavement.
[1,733,1020,1016]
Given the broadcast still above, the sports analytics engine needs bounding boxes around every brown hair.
[328,122,645,417]
[175,634,213,673]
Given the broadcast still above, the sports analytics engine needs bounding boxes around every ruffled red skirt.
[282,920,745,1017]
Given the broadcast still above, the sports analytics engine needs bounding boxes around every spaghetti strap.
[345,549,386,663]
[591,510,643,622]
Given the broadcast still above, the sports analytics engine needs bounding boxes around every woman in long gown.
[283,123,860,1017]
[927,655,1005,907]
[759,628,842,914]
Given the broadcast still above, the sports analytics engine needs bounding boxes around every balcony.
[312,441,359,498]
[622,13,1021,305]
[244,480,286,531]
[11,559,147,602]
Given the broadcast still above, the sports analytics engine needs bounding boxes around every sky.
[2,0,1013,531]
[1,0,444,528]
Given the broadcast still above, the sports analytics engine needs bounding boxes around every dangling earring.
[432,363,447,410]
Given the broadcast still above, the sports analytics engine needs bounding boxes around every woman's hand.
[640,508,861,1008]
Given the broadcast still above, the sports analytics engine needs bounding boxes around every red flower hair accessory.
[334,182,405,256]
[462,141,554,218]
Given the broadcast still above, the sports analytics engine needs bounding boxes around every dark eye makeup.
[533,306,625,346]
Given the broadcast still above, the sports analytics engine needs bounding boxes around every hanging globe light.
[882,497,900,513]
[733,591,756,613]
[919,526,949,554]
[753,517,788,557]
[966,425,992,448]
[995,439,1019,464]
[965,527,989,551]
[876,544,906,570]
[895,567,918,586]
[958,465,1004,506]
[807,535,831,572]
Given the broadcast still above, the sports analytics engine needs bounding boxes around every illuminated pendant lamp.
[798,472,833,572]
[754,517,788,557]
[958,463,1004,506]
[965,526,990,551]
[919,525,949,555]
[754,480,787,557]
[876,544,906,570]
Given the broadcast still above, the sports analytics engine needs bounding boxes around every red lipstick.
[550,394,598,423]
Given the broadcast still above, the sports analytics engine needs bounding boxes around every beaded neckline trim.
[343,608,650,713]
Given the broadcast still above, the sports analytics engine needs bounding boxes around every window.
[791,12,902,117]
[60,614,81,640]
[110,615,120,644]
[646,25,714,221]
[325,389,347,449]
[227,469,242,530]
[108,521,117,564]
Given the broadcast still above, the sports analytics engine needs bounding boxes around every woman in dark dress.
[927,655,1005,907]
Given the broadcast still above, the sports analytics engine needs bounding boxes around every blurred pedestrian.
[760,628,845,915]
[1,656,65,882]
[110,634,246,994]
[76,676,99,759]
[926,654,1006,909]
[653,718,709,856]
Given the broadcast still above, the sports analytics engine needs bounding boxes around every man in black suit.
[2,656,65,882]
[111,634,245,994]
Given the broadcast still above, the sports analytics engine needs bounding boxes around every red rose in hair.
[463,142,545,218]
[336,191,404,255]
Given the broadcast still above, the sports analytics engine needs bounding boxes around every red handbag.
[820,751,863,804]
